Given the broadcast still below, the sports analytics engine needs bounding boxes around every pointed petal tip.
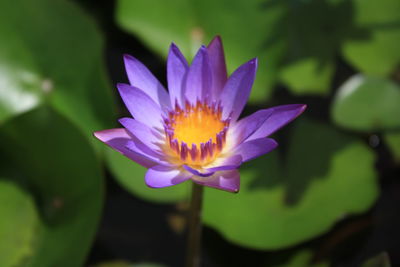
[93,128,126,142]
[208,35,223,47]
[270,138,279,148]
[123,53,135,60]
[214,35,222,41]
[250,58,258,67]
[93,130,111,142]
[118,117,130,126]
[169,42,179,52]
[116,83,132,96]
[123,54,137,65]
[286,103,308,116]
[93,130,101,140]
[239,58,258,73]
[116,82,129,90]
[196,45,208,55]
[230,187,240,193]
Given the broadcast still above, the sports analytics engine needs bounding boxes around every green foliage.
[0,0,111,264]
[116,0,286,102]
[332,75,400,132]
[271,249,328,267]
[362,252,391,267]
[342,0,400,76]
[279,58,333,95]
[0,107,104,267]
[116,0,400,99]
[0,108,103,266]
[203,119,378,249]
[0,0,116,146]
[113,0,394,251]
[0,0,397,263]
[106,147,190,203]
[0,180,39,267]
[384,133,400,163]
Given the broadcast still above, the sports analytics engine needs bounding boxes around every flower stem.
[186,182,204,267]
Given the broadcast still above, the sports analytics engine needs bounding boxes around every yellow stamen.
[164,101,229,166]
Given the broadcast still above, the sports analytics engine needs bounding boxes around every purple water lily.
[94,36,306,192]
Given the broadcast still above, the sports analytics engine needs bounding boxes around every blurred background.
[0,0,399,266]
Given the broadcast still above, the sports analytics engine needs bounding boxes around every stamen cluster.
[164,101,230,165]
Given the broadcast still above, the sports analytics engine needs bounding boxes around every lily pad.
[272,249,328,267]
[0,0,116,144]
[0,180,39,267]
[277,0,355,95]
[362,252,391,267]
[384,133,400,163]
[0,107,103,267]
[342,0,400,76]
[116,0,287,102]
[331,74,400,132]
[107,147,190,203]
[203,118,378,249]
[280,58,333,95]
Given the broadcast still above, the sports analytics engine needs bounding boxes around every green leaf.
[0,180,39,267]
[107,147,190,203]
[331,74,400,132]
[203,118,378,249]
[116,0,287,102]
[384,133,400,163]
[271,249,328,267]
[277,0,354,95]
[0,107,103,267]
[0,0,116,144]
[280,58,333,95]
[342,0,400,76]
[362,252,391,267]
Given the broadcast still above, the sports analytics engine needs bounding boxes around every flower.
[94,36,306,192]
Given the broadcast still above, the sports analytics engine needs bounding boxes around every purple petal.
[207,36,228,99]
[117,83,163,129]
[219,58,257,122]
[192,170,240,193]
[167,43,189,107]
[145,165,192,188]
[229,108,274,146]
[183,154,241,177]
[247,104,307,141]
[125,140,164,163]
[233,138,278,162]
[93,128,157,168]
[183,165,215,177]
[206,154,242,172]
[184,46,212,103]
[124,54,171,109]
[119,117,164,153]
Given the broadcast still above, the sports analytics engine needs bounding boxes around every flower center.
[164,101,229,166]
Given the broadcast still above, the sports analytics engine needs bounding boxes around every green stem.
[186,182,204,267]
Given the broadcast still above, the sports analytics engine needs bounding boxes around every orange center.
[164,101,229,166]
